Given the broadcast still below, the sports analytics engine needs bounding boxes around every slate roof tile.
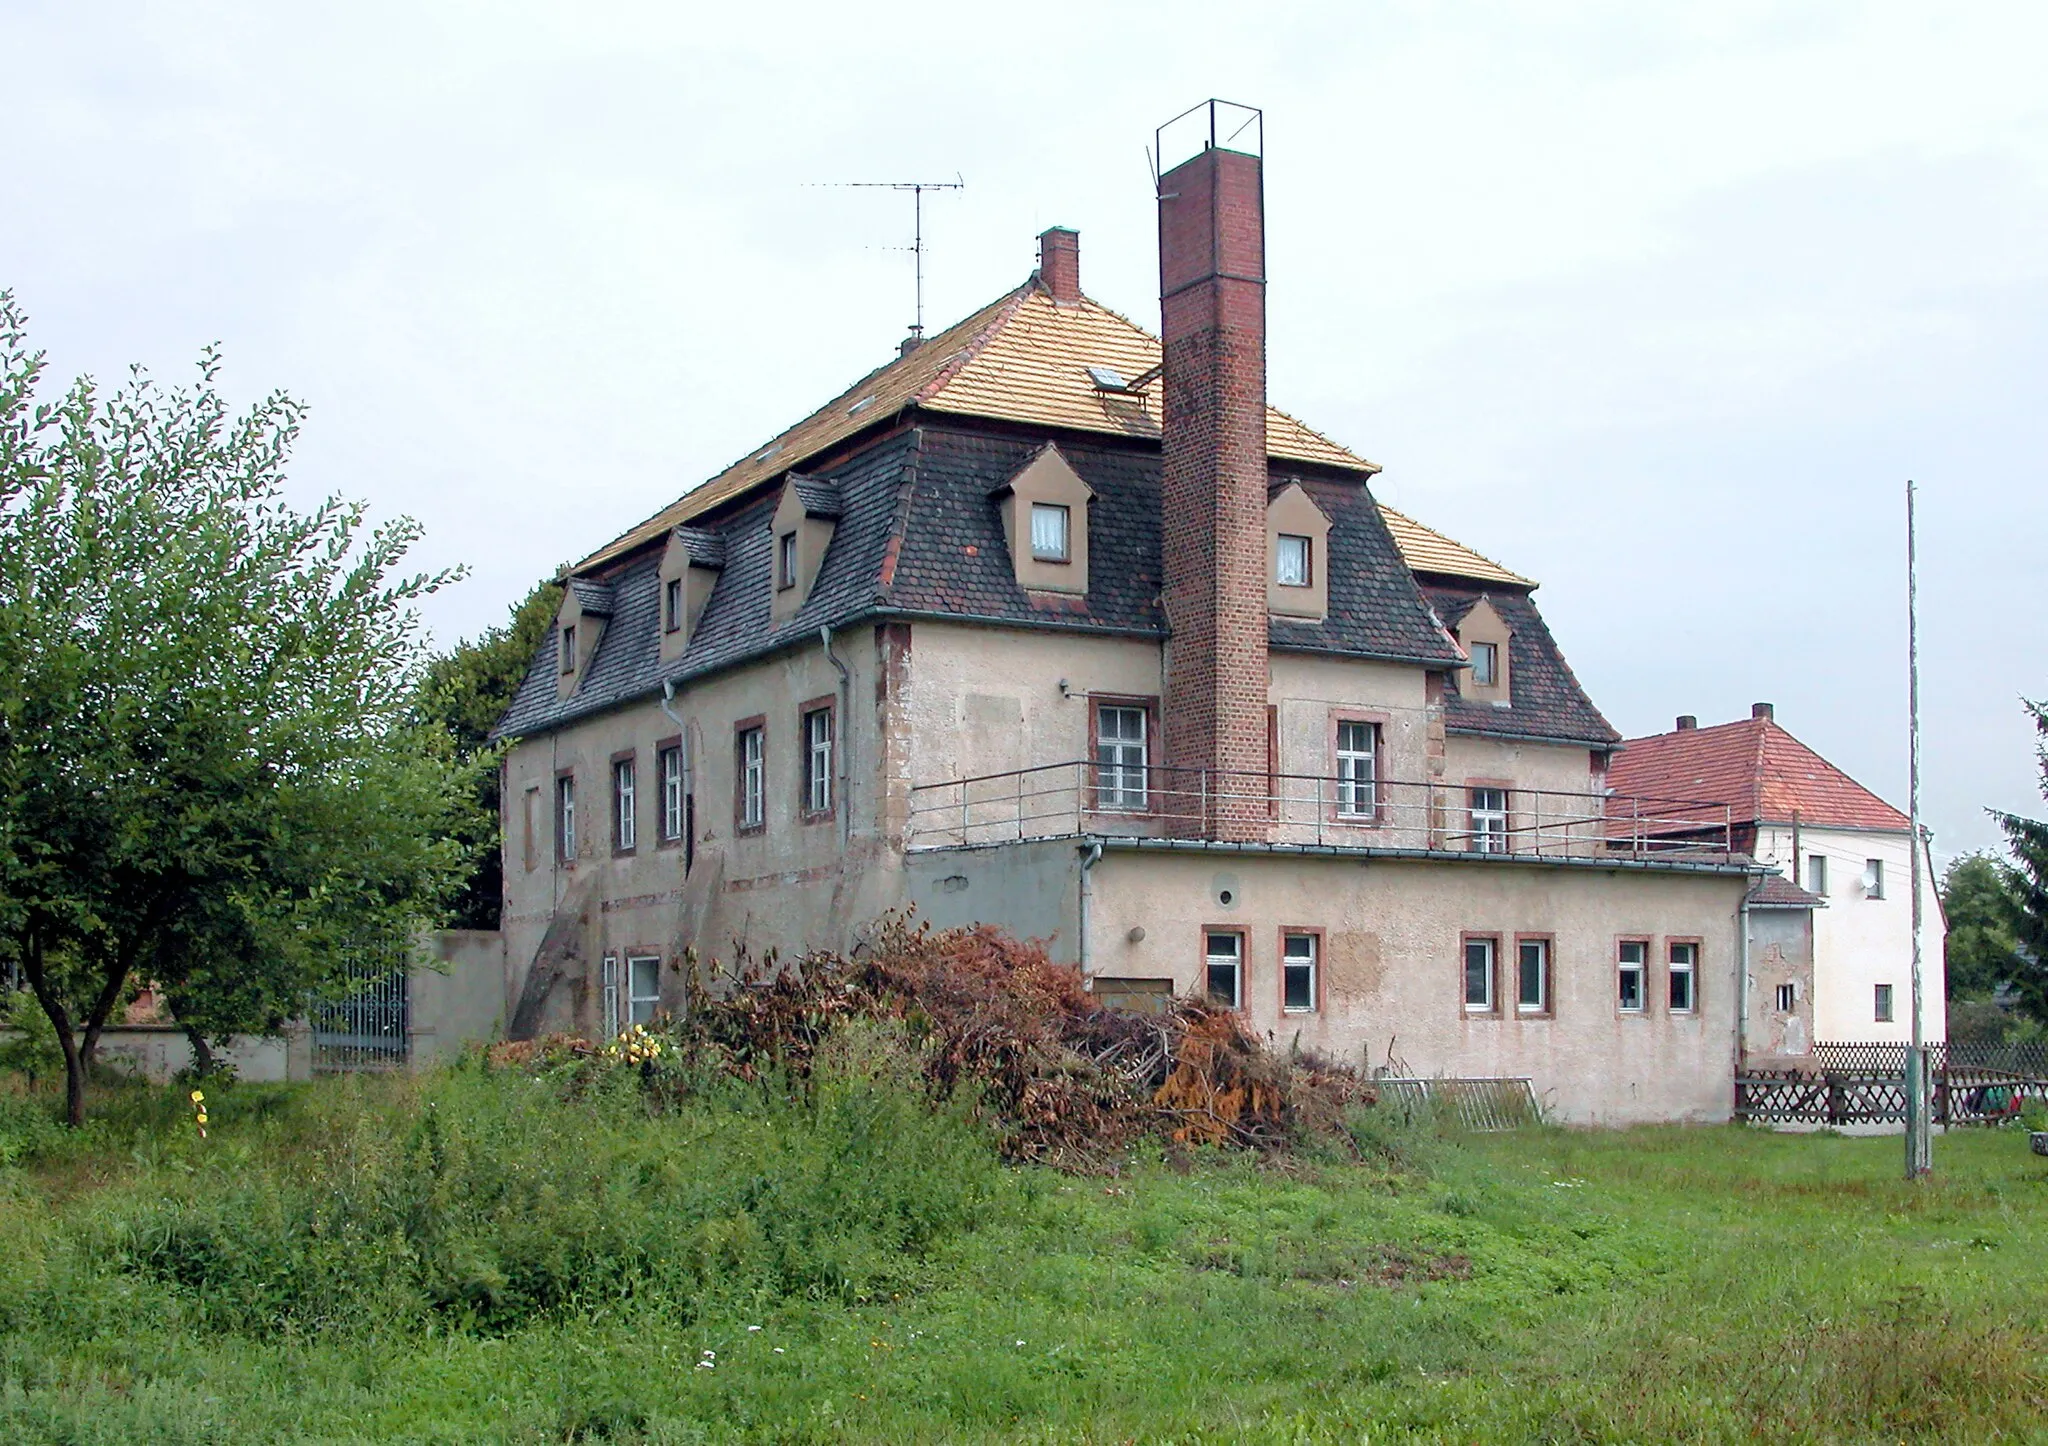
[1423,584,1620,747]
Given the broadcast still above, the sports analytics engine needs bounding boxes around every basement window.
[1618,940,1647,1013]
[1205,930,1243,1009]
[1275,533,1312,588]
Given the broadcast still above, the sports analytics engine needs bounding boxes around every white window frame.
[1668,941,1697,1014]
[1095,705,1149,812]
[664,576,683,633]
[1282,932,1317,1013]
[777,531,797,591]
[613,756,637,852]
[1469,787,1509,854]
[1618,940,1647,1014]
[1875,983,1895,1023]
[1275,533,1312,588]
[1205,930,1243,1009]
[1864,858,1886,900]
[738,726,765,830]
[1335,720,1378,820]
[1463,936,1497,1013]
[626,954,661,1026]
[1029,502,1071,563]
[660,744,685,842]
[1806,854,1828,897]
[600,954,621,1039]
[1470,640,1498,687]
[1516,937,1549,1014]
[803,705,834,816]
[556,774,576,862]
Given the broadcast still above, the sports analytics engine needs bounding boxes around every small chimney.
[1752,702,1775,721]
[1676,715,1697,732]
[1157,106,1268,842]
[1038,227,1080,305]
[898,333,924,359]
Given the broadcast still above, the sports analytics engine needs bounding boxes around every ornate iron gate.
[311,950,410,1072]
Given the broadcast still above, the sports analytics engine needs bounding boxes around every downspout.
[1077,840,1104,982]
[820,626,851,847]
[1737,890,1752,1071]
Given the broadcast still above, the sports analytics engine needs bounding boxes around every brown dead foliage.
[670,915,1375,1168]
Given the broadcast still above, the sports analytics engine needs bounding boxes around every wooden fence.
[1737,1042,2048,1127]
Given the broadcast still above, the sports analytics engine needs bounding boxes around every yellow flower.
[196,1113,209,1126]
[190,1089,205,1103]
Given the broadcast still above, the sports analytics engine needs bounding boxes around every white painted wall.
[1751,824,1945,1043]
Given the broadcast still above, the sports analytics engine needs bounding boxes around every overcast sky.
[5,2,2043,860]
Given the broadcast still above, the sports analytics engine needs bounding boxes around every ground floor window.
[1668,942,1697,1014]
[1205,930,1243,1008]
[627,955,661,1026]
[600,954,620,1039]
[1516,937,1549,1013]
[1875,983,1895,1022]
[1618,940,1647,1013]
[1463,936,1497,1013]
[1282,932,1317,1012]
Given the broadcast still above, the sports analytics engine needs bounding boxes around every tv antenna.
[813,175,964,340]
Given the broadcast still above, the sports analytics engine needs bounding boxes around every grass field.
[2,1054,2045,1444]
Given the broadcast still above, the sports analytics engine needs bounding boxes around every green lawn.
[2,1063,2045,1444]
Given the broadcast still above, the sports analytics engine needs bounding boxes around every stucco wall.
[410,930,509,1066]
[1084,849,1746,1124]
[1752,825,1946,1043]
[1745,906,1816,1059]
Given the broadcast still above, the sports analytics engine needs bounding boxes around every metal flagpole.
[1905,478,1932,1178]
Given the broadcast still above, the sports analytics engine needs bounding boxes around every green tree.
[413,576,563,930]
[1999,699,2048,1024]
[0,292,476,1123]
[1940,852,2023,1001]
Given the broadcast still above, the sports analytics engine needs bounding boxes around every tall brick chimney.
[1157,109,1269,841]
[1038,227,1080,305]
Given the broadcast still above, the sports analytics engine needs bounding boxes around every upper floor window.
[1029,503,1071,563]
[1668,941,1697,1013]
[777,532,798,591]
[1469,787,1508,853]
[1875,982,1895,1022]
[1275,533,1312,588]
[736,724,765,831]
[1335,721,1378,819]
[659,744,685,842]
[556,773,576,862]
[1864,858,1885,900]
[664,577,683,634]
[1095,704,1149,811]
[612,756,637,853]
[1205,930,1243,1009]
[802,704,834,817]
[1776,981,1798,1014]
[1618,940,1648,1013]
[1470,641,1499,687]
[1806,854,1829,896]
[559,626,576,674]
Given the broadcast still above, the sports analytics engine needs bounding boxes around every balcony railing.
[904,761,1734,862]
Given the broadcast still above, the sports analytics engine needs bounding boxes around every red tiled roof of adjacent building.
[1607,714,1910,832]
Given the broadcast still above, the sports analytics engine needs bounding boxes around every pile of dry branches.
[676,916,1374,1166]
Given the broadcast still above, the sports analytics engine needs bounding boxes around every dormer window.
[1276,533,1312,588]
[777,532,797,591]
[664,577,682,633]
[1030,503,1071,563]
[559,626,576,674]
[1470,641,1498,687]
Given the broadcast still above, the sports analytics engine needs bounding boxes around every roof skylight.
[847,395,877,416]
[1085,365,1128,391]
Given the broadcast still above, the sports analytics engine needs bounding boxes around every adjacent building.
[491,105,1766,1122]
[1607,705,1945,1047]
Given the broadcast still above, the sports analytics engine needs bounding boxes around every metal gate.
[311,950,410,1072]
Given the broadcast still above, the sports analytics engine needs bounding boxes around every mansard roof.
[495,422,1495,741]
[1422,584,1621,748]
